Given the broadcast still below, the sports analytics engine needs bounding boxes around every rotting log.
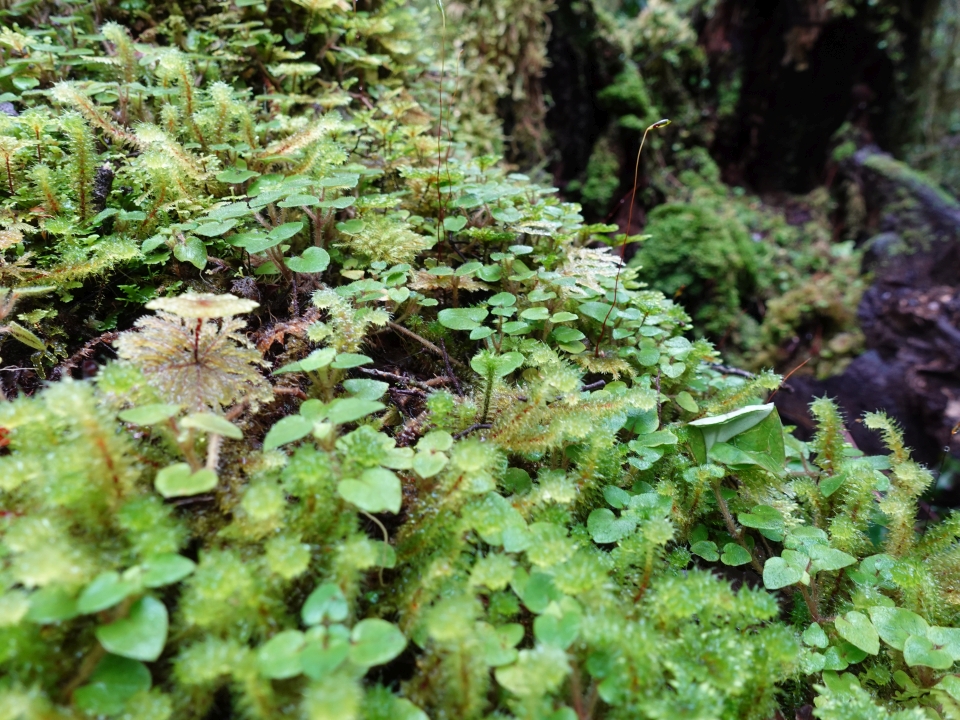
[776,146,960,468]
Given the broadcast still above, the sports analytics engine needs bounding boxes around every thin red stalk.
[435,3,447,253]
[594,119,670,357]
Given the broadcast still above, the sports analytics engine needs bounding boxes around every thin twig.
[60,643,106,702]
[386,321,466,368]
[440,339,462,395]
[359,367,447,391]
[205,433,223,471]
[798,583,822,623]
[581,379,606,392]
[51,331,119,380]
[768,357,811,401]
[594,118,670,357]
[362,510,390,586]
[655,367,662,425]
[454,422,491,439]
[713,484,764,575]
[707,363,756,380]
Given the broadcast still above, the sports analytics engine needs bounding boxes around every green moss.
[863,153,960,209]
[2,2,960,719]
[571,136,621,213]
[631,202,757,337]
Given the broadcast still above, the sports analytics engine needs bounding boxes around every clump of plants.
[2,2,960,720]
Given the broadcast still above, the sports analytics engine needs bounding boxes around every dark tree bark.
[707,0,941,192]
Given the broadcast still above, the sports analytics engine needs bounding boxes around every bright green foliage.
[1,2,960,720]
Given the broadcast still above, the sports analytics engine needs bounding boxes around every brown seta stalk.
[594,119,670,357]
[435,0,448,252]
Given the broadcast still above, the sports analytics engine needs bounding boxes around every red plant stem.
[594,119,670,357]
[435,6,447,255]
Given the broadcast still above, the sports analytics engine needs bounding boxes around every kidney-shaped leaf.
[287,247,330,274]
[438,307,488,331]
[257,629,305,679]
[78,572,137,615]
[586,509,637,544]
[762,557,803,590]
[338,468,401,514]
[904,634,954,669]
[141,554,196,588]
[74,655,151,716]
[349,619,406,668]
[263,415,315,451]
[868,606,929,651]
[302,583,349,625]
[835,611,879,655]
[155,463,218,498]
[95,596,168,662]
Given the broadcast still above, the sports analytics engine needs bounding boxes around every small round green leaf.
[803,622,829,649]
[263,415,314,450]
[336,219,365,234]
[904,634,954,669]
[301,625,350,679]
[343,379,389,400]
[180,412,243,439]
[155,463,218,498]
[867,606,929,651]
[578,301,615,324]
[26,585,78,623]
[302,583,349,625]
[194,220,237,237]
[74,655,151,716]
[326,398,385,425]
[257,629,305,679]
[118,404,181,425]
[286,247,330,274]
[675,391,699,413]
[413,450,448,479]
[78,572,137,615]
[519,306,550,321]
[141,554,196,588]
[278,193,321,207]
[487,292,516,307]
[417,431,454,452]
[331,352,372,369]
[95,596,168,662]
[806,545,856,574]
[720,543,751,567]
[438,307,488,331]
[927,626,960,660]
[173,235,207,269]
[443,216,467,232]
[586,508,637,544]
[690,540,719,562]
[338,468,402,514]
[835,611,880,655]
[217,167,259,183]
[268,221,304,241]
[349,618,406,668]
[533,610,581,650]
[762,557,803,590]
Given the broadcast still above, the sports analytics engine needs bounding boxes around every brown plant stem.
[713,484,764,575]
[386,321,465,368]
[594,118,670,357]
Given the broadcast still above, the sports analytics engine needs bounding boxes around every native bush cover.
[2,2,960,719]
